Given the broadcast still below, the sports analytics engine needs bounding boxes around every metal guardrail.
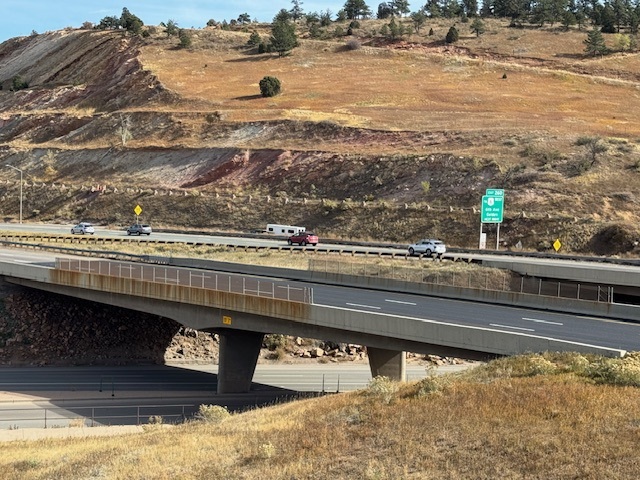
[4,231,640,267]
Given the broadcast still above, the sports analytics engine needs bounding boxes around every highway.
[0,222,401,254]
[0,364,469,428]
[3,222,640,278]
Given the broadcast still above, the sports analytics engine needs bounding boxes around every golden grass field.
[3,353,640,479]
[139,18,640,159]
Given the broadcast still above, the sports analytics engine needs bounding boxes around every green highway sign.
[486,188,504,197]
[481,194,504,223]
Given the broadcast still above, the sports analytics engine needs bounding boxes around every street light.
[5,165,23,224]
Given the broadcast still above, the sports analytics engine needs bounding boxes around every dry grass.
[3,353,640,479]
[2,231,508,284]
[139,18,640,157]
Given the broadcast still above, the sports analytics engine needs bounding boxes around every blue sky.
[1,1,348,42]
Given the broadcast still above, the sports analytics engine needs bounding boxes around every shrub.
[583,354,640,386]
[366,376,399,404]
[259,76,281,97]
[205,111,223,123]
[416,368,451,396]
[11,75,29,91]
[258,442,276,459]
[346,39,362,50]
[148,415,163,425]
[197,404,231,423]
[445,26,459,44]
[248,30,261,46]
[263,333,287,350]
[178,29,192,48]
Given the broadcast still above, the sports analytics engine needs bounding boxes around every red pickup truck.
[287,232,319,246]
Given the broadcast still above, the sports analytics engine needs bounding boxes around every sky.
[1,1,348,42]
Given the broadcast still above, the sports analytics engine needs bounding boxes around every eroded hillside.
[1,21,640,253]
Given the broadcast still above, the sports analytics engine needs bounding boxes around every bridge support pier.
[217,330,264,394]
[367,347,406,381]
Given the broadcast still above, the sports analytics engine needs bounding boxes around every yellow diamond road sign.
[134,205,142,216]
[553,239,562,252]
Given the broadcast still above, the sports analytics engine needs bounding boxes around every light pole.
[5,165,23,224]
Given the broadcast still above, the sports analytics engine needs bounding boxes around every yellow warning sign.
[553,239,562,252]
[134,205,142,216]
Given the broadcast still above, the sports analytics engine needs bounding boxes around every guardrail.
[3,232,640,267]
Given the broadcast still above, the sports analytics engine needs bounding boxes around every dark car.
[287,232,319,246]
[127,224,152,235]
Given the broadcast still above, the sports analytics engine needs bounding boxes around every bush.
[148,415,163,425]
[197,404,231,423]
[263,333,287,350]
[366,376,399,404]
[259,76,281,97]
[11,75,29,91]
[248,30,261,46]
[445,26,459,44]
[345,39,362,50]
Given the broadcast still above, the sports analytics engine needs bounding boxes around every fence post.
[44,409,47,429]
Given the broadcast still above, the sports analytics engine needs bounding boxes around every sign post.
[480,189,504,250]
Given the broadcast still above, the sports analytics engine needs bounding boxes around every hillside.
[3,353,640,478]
[1,20,640,253]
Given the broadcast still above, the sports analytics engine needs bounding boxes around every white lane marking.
[385,299,417,306]
[490,323,535,332]
[346,303,381,310]
[310,304,627,356]
[522,317,563,326]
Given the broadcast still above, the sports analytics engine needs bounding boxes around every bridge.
[0,253,632,394]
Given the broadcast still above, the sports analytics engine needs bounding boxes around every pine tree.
[470,17,485,37]
[270,20,298,57]
[445,25,459,43]
[583,28,607,56]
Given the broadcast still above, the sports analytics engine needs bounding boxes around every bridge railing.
[55,258,313,304]
[308,258,614,303]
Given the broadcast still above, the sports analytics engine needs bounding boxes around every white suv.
[408,239,446,257]
[71,222,95,235]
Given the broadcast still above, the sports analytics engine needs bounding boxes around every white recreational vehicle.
[266,224,306,236]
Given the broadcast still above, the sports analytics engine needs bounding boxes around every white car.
[408,239,446,257]
[71,222,95,235]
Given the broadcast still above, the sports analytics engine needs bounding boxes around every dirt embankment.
[0,30,174,112]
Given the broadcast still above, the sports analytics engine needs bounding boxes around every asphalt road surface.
[0,363,471,429]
